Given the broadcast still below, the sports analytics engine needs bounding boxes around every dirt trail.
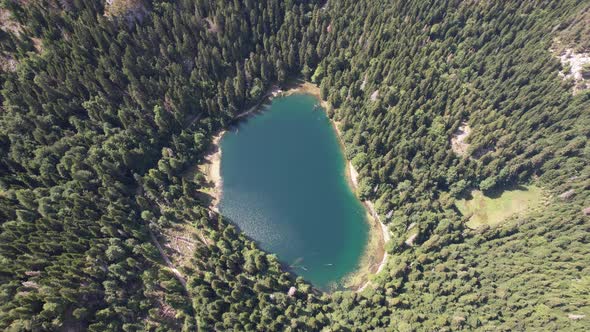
[329,117,390,292]
[349,162,390,292]
[149,228,187,288]
[142,109,206,283]
[282,82,390,291]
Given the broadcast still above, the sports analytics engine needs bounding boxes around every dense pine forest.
[0,0,588,331]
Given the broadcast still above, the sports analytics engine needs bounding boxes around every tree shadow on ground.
[484,184,528,199]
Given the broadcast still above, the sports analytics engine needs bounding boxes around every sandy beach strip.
[202,130,225,212]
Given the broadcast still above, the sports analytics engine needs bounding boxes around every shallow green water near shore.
[219,94,369,290]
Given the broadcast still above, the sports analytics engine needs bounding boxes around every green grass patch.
[455,185,545,229]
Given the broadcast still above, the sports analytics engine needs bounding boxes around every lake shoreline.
[202,85,284,212]
[201,81,389,292]
[285,83,390,292]
[202,130,225,213]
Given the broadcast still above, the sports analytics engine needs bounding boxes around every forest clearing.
[455,185,546,229]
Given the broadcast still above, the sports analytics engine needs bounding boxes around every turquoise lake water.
[218,94,369,290]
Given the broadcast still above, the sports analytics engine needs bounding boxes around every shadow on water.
[215,213,325,294]
[229,101,273,126]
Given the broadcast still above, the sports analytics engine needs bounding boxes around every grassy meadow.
[456,185,545,229]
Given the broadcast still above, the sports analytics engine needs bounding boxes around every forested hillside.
[0,0,588,331]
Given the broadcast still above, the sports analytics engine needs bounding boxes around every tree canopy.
[0,0,588,330]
